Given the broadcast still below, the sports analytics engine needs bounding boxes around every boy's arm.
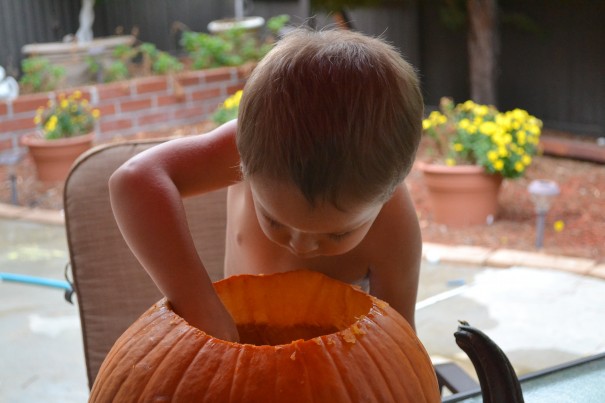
[367,183,422,331]
[109,120,241,341]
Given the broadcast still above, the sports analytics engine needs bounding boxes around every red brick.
[176,71,203,87]
[237,62,256,79]
[12,93,51,114]
[0,138,13,151]
[96,82,132,101]
[0,102,8,116]
[0,116,36,133]
[157,95,184,107]
[226,84,245,95]
[94,103,117,117]
[119,98,152,113]
[135,76,169,94]
[202,67,233,83]
[174,106,204,120]
[190,87,221,102]
[138,111,172,126]
[100,118,133,132]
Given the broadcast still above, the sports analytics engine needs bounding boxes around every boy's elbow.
[109,160,149,202]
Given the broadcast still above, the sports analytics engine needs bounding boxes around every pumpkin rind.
[90,270,440,402]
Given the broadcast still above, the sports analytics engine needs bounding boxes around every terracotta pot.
[22,132,95,183]
[418,162,503,227]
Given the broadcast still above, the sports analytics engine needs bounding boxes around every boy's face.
[249,176,383,258]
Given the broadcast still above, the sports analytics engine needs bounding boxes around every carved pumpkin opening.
[214,271,373,346]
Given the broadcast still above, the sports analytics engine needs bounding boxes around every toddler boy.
[110,28,424,342]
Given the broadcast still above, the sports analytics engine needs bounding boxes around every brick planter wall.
[0,65,250,152]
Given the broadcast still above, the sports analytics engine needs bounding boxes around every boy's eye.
[265,216,283,229]
[328,232,350,241]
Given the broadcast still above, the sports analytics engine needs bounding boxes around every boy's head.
[237,28,423,209]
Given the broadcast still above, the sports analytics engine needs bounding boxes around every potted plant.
[22,90,100,183]
[418,97,542,227]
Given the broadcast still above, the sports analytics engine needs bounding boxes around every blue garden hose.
[0,272,74,303]
[0,272,71,290]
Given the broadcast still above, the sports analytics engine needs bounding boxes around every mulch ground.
[2,125,603,262]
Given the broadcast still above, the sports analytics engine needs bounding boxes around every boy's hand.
[171,296,240,343]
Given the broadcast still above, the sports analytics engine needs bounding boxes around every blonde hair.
[237,28,423,208]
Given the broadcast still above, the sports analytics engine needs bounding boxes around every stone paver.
[485,248,596,275]
[423,243,493,266]
[588,264,605,280]
[0,203,64,226]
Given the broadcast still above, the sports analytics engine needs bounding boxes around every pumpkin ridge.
[114,317,192,401]
[201,341,243,402]
[351,317,398,402]
[291,343,316,402]
[226,344,244,402]
[365,310,438,401]
[172,338,230,401]
[90,304,172,399]
[321,336,356,402]
[374,308,440,400]
[136,324,196,400]
[171,332,212,399]
[360,314,421,401]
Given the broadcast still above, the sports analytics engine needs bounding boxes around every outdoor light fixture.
[528,179,560,249]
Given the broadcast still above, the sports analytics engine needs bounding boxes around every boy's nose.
[288,232,319,255]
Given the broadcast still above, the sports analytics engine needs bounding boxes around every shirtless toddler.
[109,28,424,342]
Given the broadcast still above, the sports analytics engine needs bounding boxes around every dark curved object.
[454,321,525,403]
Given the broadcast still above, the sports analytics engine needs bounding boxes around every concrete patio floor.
[1,212,604,402]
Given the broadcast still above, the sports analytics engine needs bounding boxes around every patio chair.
[63,138,482,396]
[63,139,228,389]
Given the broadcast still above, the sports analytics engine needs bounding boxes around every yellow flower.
[514,161,524,172]
[422,120,431,130]
[473,105,489,116]
[522,155,532,165]
[45,115,58,132]
[479,121,498,136]
[493,160,504,171]
[512,108,528,120]
[458,118,471,130]
[60,99,69,109]
[445,158,456,166]
[92,109,101,118]
[453,143,464,152]
[487,150,499,162]
[554,220,565,232]
[517,130,527,145]
[462,100,475,110]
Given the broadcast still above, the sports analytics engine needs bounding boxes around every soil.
[2,124,603,262]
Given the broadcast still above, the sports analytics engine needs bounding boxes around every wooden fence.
[1,0,603,138]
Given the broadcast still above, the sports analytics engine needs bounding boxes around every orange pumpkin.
[90,270,440,402]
